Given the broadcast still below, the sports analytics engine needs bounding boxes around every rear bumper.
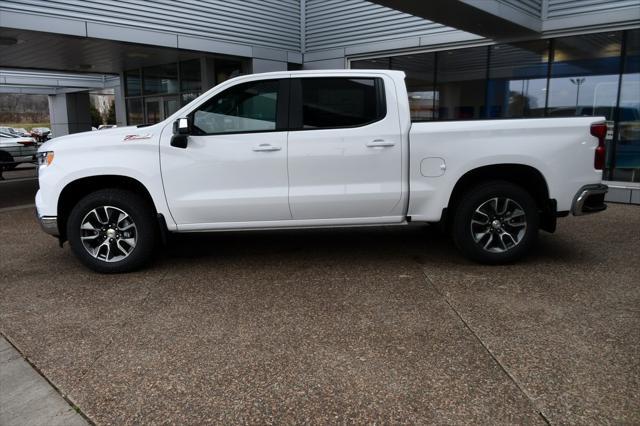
[571,184,608,216]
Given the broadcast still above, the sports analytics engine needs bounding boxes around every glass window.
[192,80,279,135]
[436,46,488,119]
[299,78,385,129]
[181,92,200,106]
[547,32,622,120]
[215,59,243,84]
[611,29,640,182]
[163,96,180,118]
[392,53,436,121]
[487,40,549,118]
[145,98,162,124]
[126,98,143,125]
[180,59,201,92]
[143,63,179,95]
[125,69,141,97]
[351,58,391,69]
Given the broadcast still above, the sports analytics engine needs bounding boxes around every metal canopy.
[370,0,542,40]
[0,68,121,95]
[0,27,207,75]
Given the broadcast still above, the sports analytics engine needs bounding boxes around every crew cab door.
[287,75,403,220]
[160,78,291,228]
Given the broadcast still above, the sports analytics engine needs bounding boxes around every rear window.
[299,77,386,129]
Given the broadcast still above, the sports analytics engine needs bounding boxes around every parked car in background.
[0,126,17,136]
[36,70,608,272]
[0,132,37,171]
[31,127,52,143]
[12,127,31,137]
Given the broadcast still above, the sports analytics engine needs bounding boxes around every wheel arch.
[444,163,556,232]
[57,175,157,242]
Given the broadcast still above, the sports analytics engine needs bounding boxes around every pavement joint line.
[420,269,553,426]
[0,204,36,213]
[0,332,95,426]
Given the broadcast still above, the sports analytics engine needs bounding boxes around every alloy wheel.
[470,197,527,253]
[79,206,137,262]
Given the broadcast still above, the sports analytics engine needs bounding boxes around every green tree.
[106,100,116,125]
[89,103,102,128]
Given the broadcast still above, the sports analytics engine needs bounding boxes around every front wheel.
[452,181,539,264]
[67,189,157,273]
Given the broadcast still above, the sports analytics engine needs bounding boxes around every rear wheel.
[452,181,539,264]
[66,189,157,273]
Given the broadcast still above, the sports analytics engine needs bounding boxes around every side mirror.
[171,118,191,148]
[173,117,191,135]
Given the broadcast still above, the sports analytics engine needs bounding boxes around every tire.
[66,189,157,273]
[451,180,539,264]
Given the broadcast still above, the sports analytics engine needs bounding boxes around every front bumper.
[37,213,59,236]
[571,184,608,216]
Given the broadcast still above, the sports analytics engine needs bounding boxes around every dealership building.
[0,0,639,201]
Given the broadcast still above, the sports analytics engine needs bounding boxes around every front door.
[287,76,403,221]
[160,79,291,228]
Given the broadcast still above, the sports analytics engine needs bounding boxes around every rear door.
[287,75,403,221]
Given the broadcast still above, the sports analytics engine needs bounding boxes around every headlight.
[37,151,54,166]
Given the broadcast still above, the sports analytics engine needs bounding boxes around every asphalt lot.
[0,201,638,424]
[0,165,38,209]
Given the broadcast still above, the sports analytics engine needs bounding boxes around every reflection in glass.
[392,53,436,120]
[351,58,391,69]
[436,47,488,119]
[180,59,202,92]
[547,32,621,120]
[143,63,179,95]
[215,59,243,84]
[181,92,200,106]
[125,69,141,97]
[300,78,384,129]
[193,80,278,134]
[163,97,180,119]
[145,98,162,124]
[487,40,549,117]
[612,29,640,182]
[126,98,143,125]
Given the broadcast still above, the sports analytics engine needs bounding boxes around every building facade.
[0,0,639,198]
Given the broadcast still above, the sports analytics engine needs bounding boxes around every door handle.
[252,144,281,152]
[366,139,395,148]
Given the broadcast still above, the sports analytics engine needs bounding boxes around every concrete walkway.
[0,337,87,426]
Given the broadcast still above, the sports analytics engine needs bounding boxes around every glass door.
[145,97,162,124]
[163,96,179,118]
[145,96,179,124]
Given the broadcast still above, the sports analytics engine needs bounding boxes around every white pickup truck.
[36,70,608,273]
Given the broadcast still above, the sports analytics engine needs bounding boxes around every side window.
[192,80,279,135]
[298,77,386,129]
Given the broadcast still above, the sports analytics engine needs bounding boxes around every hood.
[38,124,162,152]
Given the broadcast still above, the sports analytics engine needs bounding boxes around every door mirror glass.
[173,117,191,135]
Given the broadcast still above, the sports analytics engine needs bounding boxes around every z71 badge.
[123,133,152,141]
